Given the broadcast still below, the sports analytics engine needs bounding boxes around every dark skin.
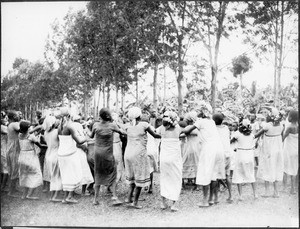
[181,114,217,207]
[252,120,284,197]
[20,130,47,200]
[126,117,161,209]
[282,115,298,194]
[7,114,21,197]
[87,117,126,206]
[58,116,87,204]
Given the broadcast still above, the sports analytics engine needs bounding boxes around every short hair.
[19,120,31,134]
[212,113,224,126]
[288,110,298,123]
[7,110,19,121]
[99,108,112,121]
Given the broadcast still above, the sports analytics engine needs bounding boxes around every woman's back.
[44,129,59,151]
[93,122,114,148]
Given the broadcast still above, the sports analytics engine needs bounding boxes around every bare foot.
[93,200,99,205]
[198,201,209,208]
[8,192,19,198]
[171,205,179,212]
[65,197,78,203]
[160,202,168,210]
[128,203,142,209]
[226,198,233,203]
[26,196,39,200]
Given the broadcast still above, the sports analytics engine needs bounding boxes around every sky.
[1,1,298,95]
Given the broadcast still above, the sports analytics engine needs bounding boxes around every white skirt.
[160,138,182,201]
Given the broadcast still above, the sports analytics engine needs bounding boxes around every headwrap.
[184,111,198,123]
[195,101,212,118]
[60,107,70,117]
[268,107,282,124]
[163,111,178,127]
[238,118,252,135]
[128,107,142,120]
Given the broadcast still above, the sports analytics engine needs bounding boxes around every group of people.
[0,102,298,212]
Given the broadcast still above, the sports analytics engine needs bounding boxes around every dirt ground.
[1,172,299,227]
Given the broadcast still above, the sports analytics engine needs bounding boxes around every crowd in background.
[0,102,298,211]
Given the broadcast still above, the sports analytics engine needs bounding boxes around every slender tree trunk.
[153,63,158,111]
[29,101,32,123]
[83,92,87,120]
[163,64,166,106]
[94,89,97,118]
[115,84,119,112]
[210,66,217,112]
[25,104,27,120]
[97,85,101,119]
[274,1,279,107]
[102,82,106,108]
[121,87,124,110]
[135,68,139,105]
[106,83,110,109]
[278,0,285,100]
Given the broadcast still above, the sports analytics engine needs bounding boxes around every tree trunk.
[135,69,138,105]
[163,64,166,106]
[94,89,97,118]
[210,66,217,112]
[102,83,106,108]
[25,104,27,120]
[29,101,33,123]
[277,0,285,100]
[121,87,124,110]
[115,85,119,112]
[97,85,101,119]
[106,83,110,109]
[153,62,158,111]
[274,1,279,107]
[83,92,87,120]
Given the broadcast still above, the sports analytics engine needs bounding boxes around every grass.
[1,172,299,227]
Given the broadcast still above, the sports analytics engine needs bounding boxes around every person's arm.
[29,124,42,134]
[29,134,47,148]
[181,124,197,135]
[87,123,96,138]
[69,124,87,144]
[282,126,291,142]
[146,126,161,138]
[254,129,265,139]
[1,125,8,134]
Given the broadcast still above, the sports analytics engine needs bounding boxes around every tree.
[231,54,252,91]
[162,1,194,115]
[238,0,298,107]
[185,1,238,112]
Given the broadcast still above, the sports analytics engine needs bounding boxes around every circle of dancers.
[0,102,298,211]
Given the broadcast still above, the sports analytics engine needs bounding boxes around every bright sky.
[1,1,87,75]
[1,1,298,93]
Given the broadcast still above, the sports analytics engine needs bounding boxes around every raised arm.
[29,124,42,134]
[282,126,291,142]
[1,125,8,134]
[254,129,265,139]
[146,126,161,139]
[181,124,197,135]
[69,124,87,145]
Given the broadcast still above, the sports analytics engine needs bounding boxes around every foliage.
[231,54,252,77]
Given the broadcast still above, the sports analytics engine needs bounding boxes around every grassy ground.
[1,172,298,227]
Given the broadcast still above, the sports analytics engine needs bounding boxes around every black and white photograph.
[1,0,298,227]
